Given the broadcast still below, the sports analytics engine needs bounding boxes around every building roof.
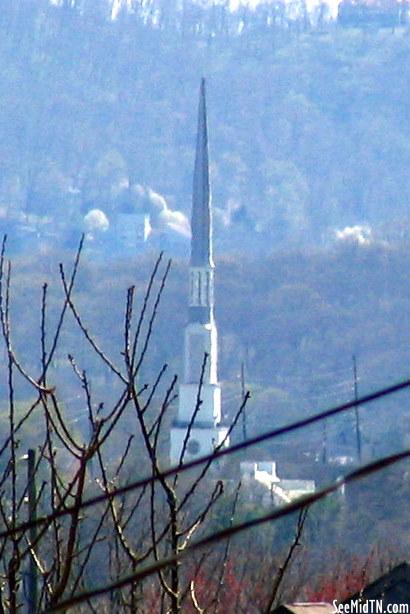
[344,561,410,606]
[272,603,334,614]
[273,563,409,614]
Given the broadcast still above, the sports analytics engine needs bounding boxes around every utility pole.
[322,420,327,464]
[27,448,38,614]
[240,361,247,442]
[352,355,362,462]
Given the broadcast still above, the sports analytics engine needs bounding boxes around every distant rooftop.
[272,603,334,614]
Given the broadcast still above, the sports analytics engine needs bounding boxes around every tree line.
[2,1,410,254]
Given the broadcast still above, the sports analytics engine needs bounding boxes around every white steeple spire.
[170,80,228,465]
[186,78,217,384]
[191,78,212,269]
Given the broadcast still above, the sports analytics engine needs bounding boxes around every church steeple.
[189,79,215,326]
[191,78,212,268]
[169,79,228,465]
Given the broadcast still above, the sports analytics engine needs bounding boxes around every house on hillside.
[240,462,315,506]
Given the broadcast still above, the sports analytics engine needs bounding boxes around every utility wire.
[45,447,410,613]
[2,374,410,540]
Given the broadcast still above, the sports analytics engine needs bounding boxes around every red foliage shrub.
[305,553,373,602]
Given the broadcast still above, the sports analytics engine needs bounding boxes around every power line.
[2,373,410,540]
[45,447,410,613]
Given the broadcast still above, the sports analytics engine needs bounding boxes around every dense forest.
[4,240,410,464]
[2,0,410,255]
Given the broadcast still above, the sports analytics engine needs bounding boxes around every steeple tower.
[191,78,212,269]
[170,79,228,465]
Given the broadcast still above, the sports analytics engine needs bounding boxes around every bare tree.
[0,237,249,613]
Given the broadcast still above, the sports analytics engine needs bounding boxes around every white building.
[240,462,315,506]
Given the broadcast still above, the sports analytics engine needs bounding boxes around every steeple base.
[170,424,229,466]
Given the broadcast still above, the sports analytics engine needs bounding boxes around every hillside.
[2,1,410,255]
[3,241,409,457]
